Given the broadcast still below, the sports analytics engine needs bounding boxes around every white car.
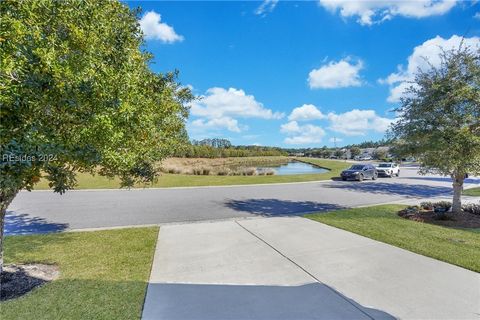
[376,162,400,177]
[358,155,372,161]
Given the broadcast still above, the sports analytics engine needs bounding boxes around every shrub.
[192,167,203,175]
[265,169,275,175]
[420,202,434,210]
[216,167,231,176]
[242,167,257,176]
[462,202,480,215]
[433,201,452,211]
[398,206,420,217]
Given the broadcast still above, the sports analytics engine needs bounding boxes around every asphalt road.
[6,166,480,235]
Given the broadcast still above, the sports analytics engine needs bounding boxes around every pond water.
[257,161,329,175]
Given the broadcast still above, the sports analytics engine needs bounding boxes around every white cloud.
[288,104,326,121]
[308,59,363,89]
[190,117,241,133]
[191,87,284,120]
[475,12,480,19]
[327,109,394,136]
[139,11,184,43]
[382,35,480,102]
[255,0,279,16]
[281,121,326,145]
[319,0,458,26]
[189,87,283,133]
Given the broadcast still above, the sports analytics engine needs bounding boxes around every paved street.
[6,166,480,234]
[142,217,480,320]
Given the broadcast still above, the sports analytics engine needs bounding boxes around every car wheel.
[358,174,364,182]
[396,171,400,177]
[342,177,347,181]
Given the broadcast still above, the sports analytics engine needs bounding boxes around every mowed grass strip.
[34,158,349,189]
[464,187,480,197]
[1,227,159,320]
[306,205,480,272]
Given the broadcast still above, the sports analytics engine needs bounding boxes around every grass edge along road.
[1,227,158,320]
[306,205,480,272]
[33,158,349,189]
[464,187,480,197]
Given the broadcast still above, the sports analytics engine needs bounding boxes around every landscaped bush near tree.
[420,201,452,211]
[463,203,480,215]
[398,201,480,228]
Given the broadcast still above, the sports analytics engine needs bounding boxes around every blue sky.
[127,1,479,147]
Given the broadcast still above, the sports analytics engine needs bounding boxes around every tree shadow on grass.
[322,182,452,197]
[5,211,69,235]
[0,278,149,320]
[224,199,345,216]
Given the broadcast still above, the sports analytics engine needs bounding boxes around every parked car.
[358,155,372,161]
[340,164,377,181]
[376,162,400,177]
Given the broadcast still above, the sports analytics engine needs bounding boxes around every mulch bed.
[0,264,59,301]
[398,208,480,228]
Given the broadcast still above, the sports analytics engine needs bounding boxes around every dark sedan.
[341,164,378,181]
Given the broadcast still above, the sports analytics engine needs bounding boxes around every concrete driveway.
[6,166,480,234]
[143,217,480,320]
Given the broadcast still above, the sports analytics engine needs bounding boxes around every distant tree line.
[174,139,288,158]
[192,138,232,148]
[343,138,395,149]
[175,137,398,159]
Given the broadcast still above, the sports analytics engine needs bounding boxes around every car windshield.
[349,165,365,170]
[378,163,391,167]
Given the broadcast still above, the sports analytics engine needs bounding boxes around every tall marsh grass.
[159,157,289,176]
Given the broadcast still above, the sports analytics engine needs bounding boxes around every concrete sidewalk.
[142,217,480,320]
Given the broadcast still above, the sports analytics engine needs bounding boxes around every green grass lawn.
[464,187,480,197]
[33,158,349,189]
[306,205,480,272]
[1,227,158,320]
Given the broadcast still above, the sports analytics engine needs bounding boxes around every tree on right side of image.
[391,44,480,213]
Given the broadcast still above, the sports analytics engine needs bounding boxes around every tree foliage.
[390,44,480,212]
[0,0,193,270]
[192,138,232,148]
[175,143,288,158]
[0,0,193,196]
[350,147,361,158]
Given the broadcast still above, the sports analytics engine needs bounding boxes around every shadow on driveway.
[323,182,452,197]
[407,176,480,184]
[225,199,344,216]
[143,282,395,320]
[5,211,69,235]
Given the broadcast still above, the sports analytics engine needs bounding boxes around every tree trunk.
[0,189,18,274]
[451,172,465,214]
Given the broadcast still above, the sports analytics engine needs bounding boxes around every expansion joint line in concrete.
[234,219,375,320]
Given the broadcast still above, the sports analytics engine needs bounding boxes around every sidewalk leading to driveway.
[143,217,480,320]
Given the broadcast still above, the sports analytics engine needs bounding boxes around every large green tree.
[390,45,480,213]
[0,0,193,271]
